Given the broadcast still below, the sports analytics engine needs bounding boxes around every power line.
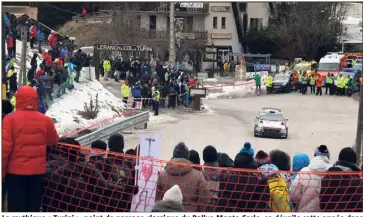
[42,3,81,15]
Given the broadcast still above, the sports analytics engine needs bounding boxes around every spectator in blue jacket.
[37,28,44,52]
[132,83,142,108]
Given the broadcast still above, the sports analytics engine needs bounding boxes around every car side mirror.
[255,116,259,119]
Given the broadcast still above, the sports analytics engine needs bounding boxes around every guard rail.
[76,109,149,146]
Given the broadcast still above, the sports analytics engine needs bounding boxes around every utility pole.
[169,2,175,68]
[355,86,363,166]
[20,25,27,86]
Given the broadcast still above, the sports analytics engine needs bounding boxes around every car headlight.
[256,126,263,131]
[280,128,287,133]
[282,82,287,86]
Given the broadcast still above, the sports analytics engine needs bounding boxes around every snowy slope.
[46,69,127,136]
[12,40,127,135]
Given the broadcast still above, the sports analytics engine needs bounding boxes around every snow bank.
[149,112,178,124]
[206,79,266,100]
[46,69,127,136]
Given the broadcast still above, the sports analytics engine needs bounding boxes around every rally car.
[254,108,288,139]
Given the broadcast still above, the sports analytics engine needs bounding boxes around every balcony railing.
[140,29,208,40]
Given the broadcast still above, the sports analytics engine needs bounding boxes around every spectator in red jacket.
[35,65,45,81]
[29,24,37,49]
[6,32,14,58]
[48,32,57,48]
[2,86,59,212]
[44,50,52,71]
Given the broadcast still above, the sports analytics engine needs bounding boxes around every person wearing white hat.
[152,185,184,212]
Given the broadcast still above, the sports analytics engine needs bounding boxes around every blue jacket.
[61,49,68,60]
[38,98,47,114]
[3,15,8,27]
[37,30,44,41]
[132,86,142,98]
[37,75,48,97]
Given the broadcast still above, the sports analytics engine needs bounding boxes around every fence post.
[355,86,363,166]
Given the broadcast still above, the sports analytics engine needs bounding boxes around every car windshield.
[318,63,339,71]
[260,113,284,121]
[293,64,311,71]
[274,74,289,80]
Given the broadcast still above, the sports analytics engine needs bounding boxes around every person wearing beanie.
[314,145,330,159]
[156,142,211,212]
[217,152,270,212]
[255,150,271,167]
[108,133,125,153]
[173,142,190,160]
[239,142,254,157]
[152,185,184,212]
[202,145,220,206]
[319,147,362,212]
[189,150,201,171]
[289,152,331,211]
[291,153,310,180]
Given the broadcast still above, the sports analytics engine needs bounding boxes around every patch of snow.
[148,112,178,125]
[203,78,218,82]
[46,69,127,136]
[206,78,266,100]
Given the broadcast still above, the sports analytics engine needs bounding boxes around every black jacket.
[320,160,363,212]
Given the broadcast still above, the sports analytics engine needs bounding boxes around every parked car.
[272,72,293,93]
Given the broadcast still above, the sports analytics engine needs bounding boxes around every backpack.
[268,177,291,212]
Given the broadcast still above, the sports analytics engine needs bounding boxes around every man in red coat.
[48,32,57,48]
[2,86,59,212]
[6,32,14,58]
[44,50,52,72]
[29,24,37,49]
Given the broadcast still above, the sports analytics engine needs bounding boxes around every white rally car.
[254,108,288,139]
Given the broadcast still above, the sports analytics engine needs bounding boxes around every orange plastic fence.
[41,143,363,212]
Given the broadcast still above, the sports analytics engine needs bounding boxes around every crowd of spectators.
[3,12,90,114]
[1,108,363,212]
[101,57,198,109]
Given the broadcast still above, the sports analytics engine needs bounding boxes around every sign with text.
[211,6,231,12]
[254,64,271,71]
[180,3,204,8]
[190,88,207,97]
[211,33,232,39]
[95,44,153,52]
[131,133,162,212]
[246,71,268,79]
[181,33,196,40]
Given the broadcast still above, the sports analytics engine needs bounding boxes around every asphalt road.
[123,92,359,162]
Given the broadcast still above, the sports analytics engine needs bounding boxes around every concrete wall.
[2,6,38,20]
[205,2,241,53]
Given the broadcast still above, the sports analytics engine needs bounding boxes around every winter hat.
[338,147,357,164]
[292,153,310,172]
[152,185,185,212]
[239,142,254,157]
[217,152,234,167]
[173,142,190,159]
[234,152,257,169]
[163,185,183,204]
[258,164,279,177]
[189,150,201,165]
[314,145,330,159]
[255,150,271,167]
[202,145,218,163]
[108,133,124,153]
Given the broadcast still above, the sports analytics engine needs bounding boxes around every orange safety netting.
[41,143,363,212]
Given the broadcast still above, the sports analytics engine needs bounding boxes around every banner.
[131,133,162,212]
[254,64,271,71]
[246,71,268,78]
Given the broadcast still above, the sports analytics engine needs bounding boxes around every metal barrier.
[76,109,150,146]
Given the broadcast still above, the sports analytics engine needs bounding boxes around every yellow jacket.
[2,84,7,100]
[7,69,14,78]
[10,95,16,111]
[337,76,345,88]
[121,84,130,98]
[264,76,273,87]
[103,60,111,72]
